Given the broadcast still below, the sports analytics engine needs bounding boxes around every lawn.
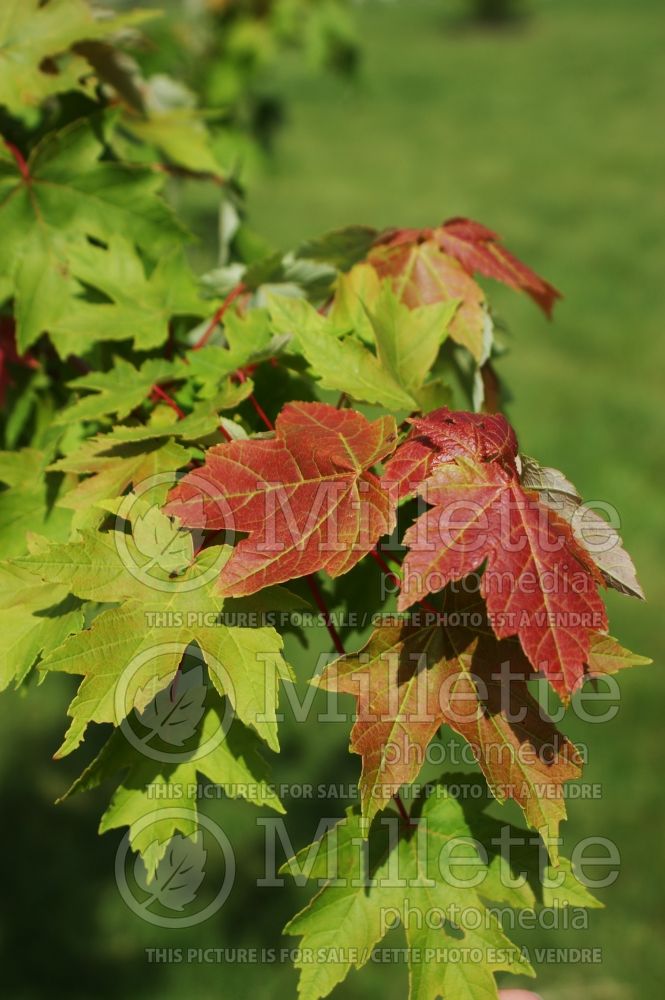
[0,1,662,997]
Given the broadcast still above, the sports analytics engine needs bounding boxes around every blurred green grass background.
[1,1,663,997]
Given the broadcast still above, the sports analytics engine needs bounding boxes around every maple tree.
[0,3,650,999]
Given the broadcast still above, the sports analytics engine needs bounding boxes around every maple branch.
[305,574,346,657]
[193,283,246,351]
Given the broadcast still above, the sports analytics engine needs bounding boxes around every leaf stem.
[369,547,401,590]
[305,574,346,657]
[234,367,275,429]
[393,791,411,824]
[3,140,30,181]
[150,384,185,419]
[193,283,245,351]
[370,546,439,617]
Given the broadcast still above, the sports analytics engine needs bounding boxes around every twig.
[369,547,401,591]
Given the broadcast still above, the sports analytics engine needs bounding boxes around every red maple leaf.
[390,408,608,699]
[365,218,561,360]
[436,217,562,316]
[165,401,398,596]
[384,407,518,498]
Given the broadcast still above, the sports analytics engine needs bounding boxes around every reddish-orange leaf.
[165,401,398,596]
[391,409,608,699]
[364,219,561,360]
[437,217,562,317]
[318,588,581,856]
[384,407,518,498]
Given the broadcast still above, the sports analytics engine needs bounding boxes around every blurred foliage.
[107,0,359,173]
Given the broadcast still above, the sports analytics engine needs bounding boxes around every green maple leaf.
[368,239,494,364]
[0,563,84,690]
[282,775,600,1000]
[268,287,456,411]
[0,118,185,351]
[368,285,458,404]
[296,225,378,271]
[60,687,284,877]
[56,358,184,426]
[120,73,222,176]
[124,108,220,175]
[182,308,275,398]
[46,236,205,356]
[0,447,72,557]
[51,436,191,514]
[57,362,250,446]
[74,396,247,448]
[0,0,156,123]
[268,294,418,410]
[18,510,295,757]
[328,262,382,344]
[103,404,224,445]
[130,502,193,574]
[585,632,652,677]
